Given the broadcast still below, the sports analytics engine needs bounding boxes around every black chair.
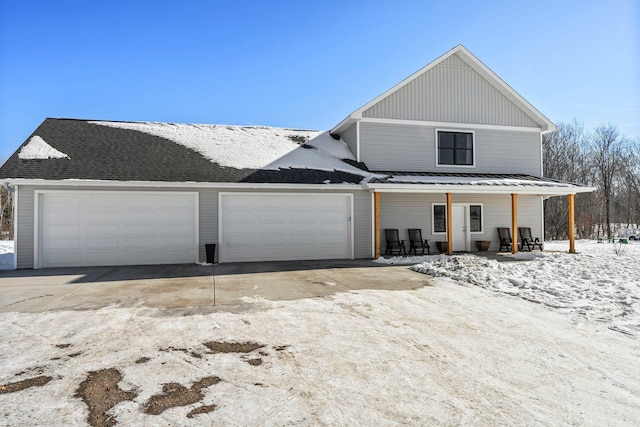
[385,229,407,256]
[408,229,430,255]
[497,227,512,252]
[519,227,543,251]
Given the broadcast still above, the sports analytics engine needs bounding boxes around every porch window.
[437,131,474,166]
[433,205,446,233]
[470,205,482,232]
[431,204,483,234]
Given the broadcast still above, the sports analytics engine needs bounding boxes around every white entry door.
[37,191,198,268]
[452,205,467,251]
[219,193,352,263]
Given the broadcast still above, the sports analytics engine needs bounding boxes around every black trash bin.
[205,244,216,264]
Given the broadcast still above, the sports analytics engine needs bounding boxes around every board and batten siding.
[362,53,539,128]
[16,186,35,269]
[359,121,541,175]
[379,193,543,253]
[199,189,218,262]
[340,123,358,160]
[15,185,372,268]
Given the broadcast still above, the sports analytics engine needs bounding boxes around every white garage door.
[37,192,198,268]
[219,193,352,263]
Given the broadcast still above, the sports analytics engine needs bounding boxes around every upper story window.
[437,130,474,166]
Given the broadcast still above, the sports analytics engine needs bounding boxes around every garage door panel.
[220,194,351,262]
[39,192,197,268]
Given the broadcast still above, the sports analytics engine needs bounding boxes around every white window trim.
[435,128,476,168]
[431,202,484,235]
[431,203,447,235]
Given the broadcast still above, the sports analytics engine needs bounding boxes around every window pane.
[455,133,473,149]
[438,131,473,165]
[433,205,446,233]
[456,148,473,165]
[438,132,455,148]
[470,205,482,232]
[439,148,454,165]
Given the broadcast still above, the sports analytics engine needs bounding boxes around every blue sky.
[0,0,638,159]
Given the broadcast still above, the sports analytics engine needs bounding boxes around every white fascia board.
[330,116,357,135]
[334,45,556,133]
[454,47,556,132]
[352,45,464,117]
[365,183,596,196]
[3,179,364,191]
[360,117,541,133]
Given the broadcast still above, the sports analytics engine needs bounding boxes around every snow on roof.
[387,175,576,187]
[18,136,70,160]
[90,121,372,178]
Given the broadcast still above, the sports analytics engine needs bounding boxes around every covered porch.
[367,173,595,258]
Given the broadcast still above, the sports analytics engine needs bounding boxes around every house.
[0,45,593,269]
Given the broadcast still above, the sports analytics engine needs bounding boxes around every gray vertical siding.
[379,194,431,252]
[379,193,543,253]
[16,186,35,269]
[362,53,539,128]
[198,189,218,262]
[16,186,371,268]
[360,122,541,175]
[340,123,358,159]
[352,190,372,258]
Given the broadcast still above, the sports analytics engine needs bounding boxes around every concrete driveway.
[0,260,432,313]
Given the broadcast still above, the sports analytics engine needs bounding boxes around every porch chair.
[518,227,543,251]
[497,227,513,252]
[384,229,407,256]
[408,228,431,255]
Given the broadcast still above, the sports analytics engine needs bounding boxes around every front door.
[452,205,467,251]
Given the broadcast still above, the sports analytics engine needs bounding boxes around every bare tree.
[590,124,625,239]
[542,120,589,239]
[0,186,13,240]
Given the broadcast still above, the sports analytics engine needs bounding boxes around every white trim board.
[359,117,541,133]
[434,128,477,169]
[331,45,556,134]
[6,179,363,190]
[366,184,595,196]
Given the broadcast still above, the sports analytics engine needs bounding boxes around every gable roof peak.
[331,45,556,134]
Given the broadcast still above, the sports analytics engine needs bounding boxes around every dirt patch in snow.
[245,358,263,366]
[74,368,137,427]
[203,341,264,354]
[0,376,52,394]
[142,376,221,415]
[186,403,218,418]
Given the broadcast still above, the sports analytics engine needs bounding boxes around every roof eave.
[364,182,596,196]
[2,178,365,190]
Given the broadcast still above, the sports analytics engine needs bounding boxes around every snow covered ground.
[0,240,13,270]
[382,240,640,336]
[1,240,639,425]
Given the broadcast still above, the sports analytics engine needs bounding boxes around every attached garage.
[219,193,353,263]
[35,191,198,268]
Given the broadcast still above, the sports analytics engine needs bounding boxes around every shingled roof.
[0,118,369,184]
